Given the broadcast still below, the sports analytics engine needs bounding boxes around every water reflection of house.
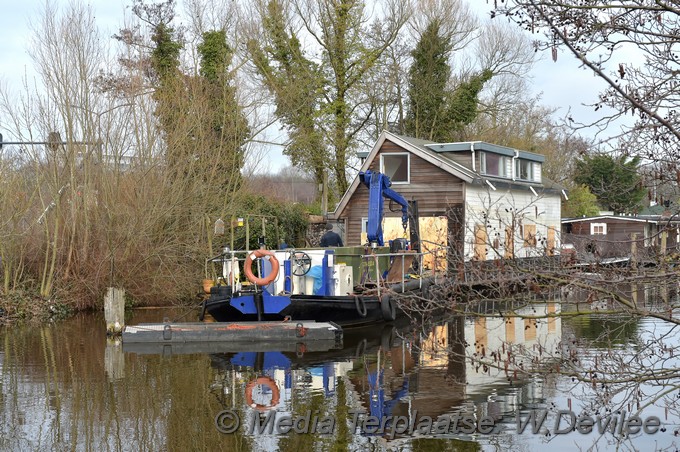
[562,213,680,261]
[350,303,562,424]
[466,302,561,391]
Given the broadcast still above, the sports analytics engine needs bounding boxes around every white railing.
[206,245,447,298]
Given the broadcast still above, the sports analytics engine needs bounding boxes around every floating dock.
[122,321,343,345]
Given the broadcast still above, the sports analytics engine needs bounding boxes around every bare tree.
[491,1,680,175]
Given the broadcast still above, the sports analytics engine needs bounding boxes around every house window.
[590,223,607,235]
[381,153,409,183]
[480,152,508,178]
[360,217,369,243]
[515,159,534,181]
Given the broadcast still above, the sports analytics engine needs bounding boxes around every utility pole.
[321,171,328,215]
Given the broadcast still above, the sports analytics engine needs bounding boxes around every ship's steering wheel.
[290,251,312,276]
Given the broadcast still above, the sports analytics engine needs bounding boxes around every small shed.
[561,214,680,260]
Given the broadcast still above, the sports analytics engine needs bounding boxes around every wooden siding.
[533,161,542,183]
[443,151,472,169]
[562,218,680,258]
[342,140,465,245]
[563,218,646,236]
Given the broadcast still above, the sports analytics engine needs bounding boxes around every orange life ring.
[244,249,280,286]
[245,376,280,411]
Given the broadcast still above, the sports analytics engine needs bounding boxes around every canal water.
[1,298,679,451]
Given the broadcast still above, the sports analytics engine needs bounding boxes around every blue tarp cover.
[308,265,323,295]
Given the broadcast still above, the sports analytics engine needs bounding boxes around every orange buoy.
[245,376,280,411]
[244,249,280,286]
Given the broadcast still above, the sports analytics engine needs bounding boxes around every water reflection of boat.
[208,319,408,372]
[200,303,562,430]
[204,319,413,419]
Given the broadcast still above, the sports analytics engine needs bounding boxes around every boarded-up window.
[547,226,556,256]
[505,226,514,258]
[475,316,487,354]
[523,224,537,247]
[505,317,516,343]
[474,224,487,260]
[547,303,556,333]
[524,319,537,341]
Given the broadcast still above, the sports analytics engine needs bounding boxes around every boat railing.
[206,245,446,297]
[206,249,249,293]
[357,245,445,297]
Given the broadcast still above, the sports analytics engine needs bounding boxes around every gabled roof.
[357,131,565,193]
[356,136,546,162]
[380,132,479,181]
[333,131,477,218]
[562,214,680,224]
[562,215,651,224]
[333,131,563,218]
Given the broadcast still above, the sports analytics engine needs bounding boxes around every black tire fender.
[380,294,397,322]
[198,300,207,321]
[354,295,367,318]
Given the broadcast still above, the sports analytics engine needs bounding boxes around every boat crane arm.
[358,170,409,246]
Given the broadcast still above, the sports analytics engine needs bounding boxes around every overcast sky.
[0,0,613,168]
[0,0,126,93]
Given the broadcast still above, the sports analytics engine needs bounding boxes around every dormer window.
[515,159,534,181]
[480,152,508,178]
[381,153,410,183]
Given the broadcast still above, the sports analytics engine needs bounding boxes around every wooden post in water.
[104,337,124,380]
[104,287,125,335]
